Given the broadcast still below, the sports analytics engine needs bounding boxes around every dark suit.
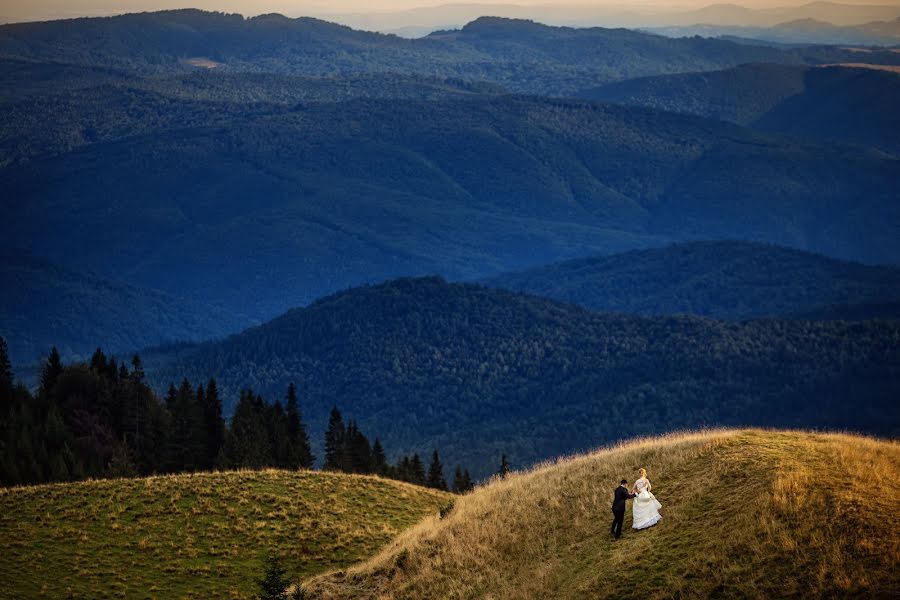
[611,485,635,538]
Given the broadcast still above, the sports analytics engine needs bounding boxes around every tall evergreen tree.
[203,378,225,469]
[498,454,511,478]
[323,407,345,471]
[0,337,12,416]
[284,383,314,469]
[427,450,447,491]
[343,421,372,474]
[40,347,63,399]
[409,453,426,486]
[371,439,387,475]
[453,466,473,493]
[219,390,271,469]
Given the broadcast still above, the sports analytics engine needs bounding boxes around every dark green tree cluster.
[218,385,314,470]
[321,407,472,493]
[0,340,314,486]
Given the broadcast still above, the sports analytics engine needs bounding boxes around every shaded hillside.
[0,469,450,598]
[579,64,900,154]
[4,94,899,320]
[1,11,897,94]
[304,430,900,599]
[149,278,900,478]
[789,300,900,321]
[0,249,245,366]
[483,241,900,319]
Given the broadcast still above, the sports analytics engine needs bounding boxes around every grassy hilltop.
[0,469,450,598]
[304,430,900,599]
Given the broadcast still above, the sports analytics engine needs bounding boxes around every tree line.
[0,338,474,493]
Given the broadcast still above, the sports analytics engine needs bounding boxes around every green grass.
[0,469,451,598]
[304,429,900,599]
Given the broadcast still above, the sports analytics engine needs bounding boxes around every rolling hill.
[4,92,899,322]
[147,277,900,479]
[579,63,900,154]
[302,429,900,599]
[0,249,246,366]
[483,241,900,320]
[2,12,898,94]
[0,469,450,598]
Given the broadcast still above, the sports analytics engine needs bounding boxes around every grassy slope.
[304,430,900,598]
[0,469,450,599]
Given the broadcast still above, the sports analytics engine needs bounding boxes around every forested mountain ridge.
[2,11,899,94]
[483,241,900,320]
[4,93,899,323]
[0,249,245,366]
[578,64,900,154]
[149,277,900,479]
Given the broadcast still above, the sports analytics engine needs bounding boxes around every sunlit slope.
[0,469,450,599]
[304,430,900,599]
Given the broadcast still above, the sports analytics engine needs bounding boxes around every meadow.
[0,469,450,598]
[305,429,900,599]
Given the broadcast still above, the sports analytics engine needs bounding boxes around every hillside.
[149,278,900,479]
[4,93,899,322]
[0,249,246,366]
[0,469,450,598]
[303,429,900,599]
[2,12,898,94]
[579,64,900,154]
[483,241,900,320]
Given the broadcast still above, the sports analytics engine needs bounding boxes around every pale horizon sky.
[1,0,899,26]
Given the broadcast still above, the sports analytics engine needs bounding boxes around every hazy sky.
[1,0,899,26]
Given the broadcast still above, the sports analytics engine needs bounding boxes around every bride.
[632,468,662,530]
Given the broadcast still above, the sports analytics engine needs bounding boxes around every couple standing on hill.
[611,468,662,540]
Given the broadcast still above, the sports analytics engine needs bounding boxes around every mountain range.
[146,277,900,478]
[0,249,244,366]
[5,91,900,324]
[2,11,899,94]
[579,63,900,154]
[484,241,900,319]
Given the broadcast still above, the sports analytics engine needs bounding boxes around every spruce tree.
[426,450,447,490]
[409,453,426,486]
[0,336,12,416]
[452,466,474,493]
[371,439,387,475]
[40,347,63,399]
[203,378,225,469]
[323,407,345,471]
[498,454,511,478]
[257,555,289,600]
[284,383,313,469]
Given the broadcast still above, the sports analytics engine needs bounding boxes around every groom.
[611,478,636,540]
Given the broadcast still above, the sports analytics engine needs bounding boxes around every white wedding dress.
[632,477,662,530]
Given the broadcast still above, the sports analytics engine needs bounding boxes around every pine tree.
[323,407,345,471]
[257,555,290,600]
[40,347,63,399]
[453,466,474,493]
[284,383,313,469]
[371,439,387,475]
[344,421,373,474]
[219,390,271,469]
[203,378,225,469]
[130,355,145,384]
[498,454,511,478]
[0,336,12,416]
[409,453,426,486]
[89,347,107,373]
[426,450,447,490]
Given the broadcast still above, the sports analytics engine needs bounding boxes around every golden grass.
[0,469,450,599]
[303,429,900,599]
